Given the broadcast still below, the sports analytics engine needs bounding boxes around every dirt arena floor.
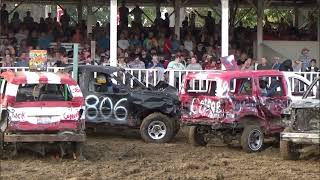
[1,129,319,180]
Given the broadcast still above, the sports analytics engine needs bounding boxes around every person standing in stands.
[130,5,144,27]
[0,4,9,27]
[119,1,129,28]
[299,48,312,71]
[279,59,293,71]
[23,11,34,31]
[60,9,70,30]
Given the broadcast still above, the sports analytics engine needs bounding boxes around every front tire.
[188,126,208,146]
[280,140,300,160]
[241,125,264,153]
[140,113,174,143]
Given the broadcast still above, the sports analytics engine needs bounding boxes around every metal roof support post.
[110,0,118,67]
[221,0,229,57]
[73,43,79,82]
[257,0,264,61]
[87,0,93,35]
[77,0,83,23]
[174,0,181,40]
[318,0,320,61]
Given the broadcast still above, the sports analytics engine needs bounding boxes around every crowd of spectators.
[0,2,319,75]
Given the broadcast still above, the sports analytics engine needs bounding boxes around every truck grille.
[293,108,320,132]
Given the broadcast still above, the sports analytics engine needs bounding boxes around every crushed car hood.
[129,81,180,115]
[290,99,320,109]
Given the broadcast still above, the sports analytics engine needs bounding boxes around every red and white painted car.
[179,70,312,153]
[0,71,85,158]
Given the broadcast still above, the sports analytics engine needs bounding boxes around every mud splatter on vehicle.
[180,70,306,152]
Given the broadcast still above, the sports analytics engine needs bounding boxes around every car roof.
[185,70,284,80]
[0,71,77,85]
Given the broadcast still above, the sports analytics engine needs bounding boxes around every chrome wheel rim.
[148,121,167,140]
[248,129,263,151]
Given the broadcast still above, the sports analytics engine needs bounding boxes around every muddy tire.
[73,142,86,161]
[188,126,208,147]
[172,119,180,137]
[140,113,174,143]
[280,140,300,160]
[241,125,264,153]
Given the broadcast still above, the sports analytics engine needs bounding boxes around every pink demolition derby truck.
[0,71,85,159]
[179,70,312,153]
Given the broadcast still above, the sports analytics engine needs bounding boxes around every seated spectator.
[130,34,142,47]
[144,32,158,50]
[306,59,319,72]
[171,34,180,54]
[241,58,254,70]
[72,29,83,43]
[118,55,128,69]
[186,56,202,70]
[167,55,186,72]
[184,35,193,52]
[271,57,281,70]
[163,35,172,56]
[195,43,206,63]
[15,51,29,67]
[257,57,271,70]
[140,49,152,67]
[292,60,302,72]
[279,59,293,71]
[38,32,52,50]
[147,55,163,69]
[203,56,216,70]
[97,31,110,51]
[3,54,14,67]
[128,56,145,69]
[118,33,130,50]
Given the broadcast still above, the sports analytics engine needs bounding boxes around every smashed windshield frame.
[303,78,320,99]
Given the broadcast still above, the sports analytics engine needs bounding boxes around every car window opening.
[186,79,216,96]
[16,84,72,102]
[258,76,284,97]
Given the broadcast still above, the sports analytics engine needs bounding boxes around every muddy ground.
[1,129,319,180]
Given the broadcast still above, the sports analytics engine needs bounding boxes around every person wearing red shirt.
[163,35,172,56]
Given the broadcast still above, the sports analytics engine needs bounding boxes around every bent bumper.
[281,132,320,144]
[3,132,86,142]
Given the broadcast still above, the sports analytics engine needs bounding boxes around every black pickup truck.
[66,65,180,143]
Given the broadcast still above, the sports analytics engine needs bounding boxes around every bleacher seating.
[49,43,84,53]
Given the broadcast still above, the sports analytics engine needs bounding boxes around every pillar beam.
[317,1,320,59]
[109,0,118,67]
[87,0,93,35]
[257,0,264,60]
[77,1,83,23]
[221,0,229,57]
[174,0,181,39]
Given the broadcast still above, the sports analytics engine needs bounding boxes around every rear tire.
[172,119,180,137]
[188,126,208,147]
[140,113,174,143]
[241,125,264,153]
[280,140,300,160]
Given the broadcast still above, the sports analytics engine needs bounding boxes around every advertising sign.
[29,50,48,71]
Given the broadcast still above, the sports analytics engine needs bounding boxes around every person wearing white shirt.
[117,33,130,50]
